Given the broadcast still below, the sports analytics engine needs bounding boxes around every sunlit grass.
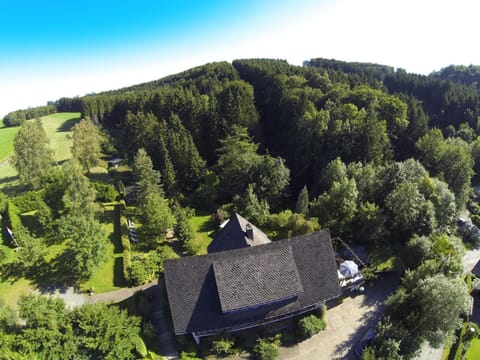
[0,126,20,163]
[188,212,216,255]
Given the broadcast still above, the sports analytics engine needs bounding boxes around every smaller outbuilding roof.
[207,213,270,253]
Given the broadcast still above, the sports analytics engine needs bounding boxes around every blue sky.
[1,0,479,117]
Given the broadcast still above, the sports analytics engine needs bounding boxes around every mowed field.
[0,112,80,192]
[0,125,20,163]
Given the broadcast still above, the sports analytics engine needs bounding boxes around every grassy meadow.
[0,126,20,163]
[0,112,81,194]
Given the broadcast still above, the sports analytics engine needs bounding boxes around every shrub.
[211,336,236,357]
[117,180,126,198]
[11,191,46,213]
[121,234,131,252]
[123,249,132,283]
[129,255,156,286]
[298,314,326,338]
[179,352,201,360]
[93,182,118,203]
[253,338,279,360]
[5,201,22,232]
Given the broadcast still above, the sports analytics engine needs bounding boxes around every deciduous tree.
[11,118,54,189]
[71,118,102,173]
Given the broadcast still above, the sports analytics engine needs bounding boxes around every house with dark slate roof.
[164,229,341,342]
[207,213,271,253]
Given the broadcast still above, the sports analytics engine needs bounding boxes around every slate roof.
[213,245,303,313]
[207,213,270,253]
[164,230,341,335]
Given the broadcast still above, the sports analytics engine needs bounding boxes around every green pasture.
[0,126,20,163]
[0,112,80,193]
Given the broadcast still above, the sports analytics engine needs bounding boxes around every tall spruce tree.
[295,185,309,215]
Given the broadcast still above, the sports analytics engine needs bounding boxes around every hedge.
[5,201,22,232]
[120,213,133,284]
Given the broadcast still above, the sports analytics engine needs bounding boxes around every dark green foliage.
[92,182,118,202]
[11,191,46,213]
[215,126,290,208]
[2,105,57,127]
[165,114,205,193]
[71,302,143,360]
[417,130,474,208]
[5,200,22,233]
[295,185,309,216]
[127,246,178,286]
[234,184,270,226]
[253,337,280,360]
[268,210,319,240]
[62,160,98,218]
[42,167,67,218]
[297,314,326,338]
[174,206,195,245]
[15,227,47,270]
[386,272,469,352]
[55,215,110,281]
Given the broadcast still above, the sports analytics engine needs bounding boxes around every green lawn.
[0,112,81,193]
[370,244,405,271]
[0,126,20,163]
[0,278,33,308]
[81,204,126,293]
[188,212,216,255]
[466,337,480,359]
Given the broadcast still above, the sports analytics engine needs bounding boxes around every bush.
[5,201,22,232]
[123,249,132,283]
[11,191,46,213]
[253,338,279,360]
[117,180,126,198]
[298,314,326,338]
[129,255,156,286]
[93,182,118,203]
[179,352,201,360]
[121,233,131,252]
[211,336,237,357]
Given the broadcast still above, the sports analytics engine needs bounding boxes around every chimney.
[245,223,254,241]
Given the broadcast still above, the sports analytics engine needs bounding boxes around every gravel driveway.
[278,273,397,360]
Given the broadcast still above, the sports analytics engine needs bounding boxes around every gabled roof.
[164,230,341,336]
[207,213,270,253]
[213,245,303,313]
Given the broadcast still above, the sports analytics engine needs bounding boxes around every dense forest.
[4,58,480,359]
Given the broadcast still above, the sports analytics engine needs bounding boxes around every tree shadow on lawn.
[56,117,81,132]
[26,254,80,292]
[113,256,127,287]
[0,180,30,198]
[0,261,26,284]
